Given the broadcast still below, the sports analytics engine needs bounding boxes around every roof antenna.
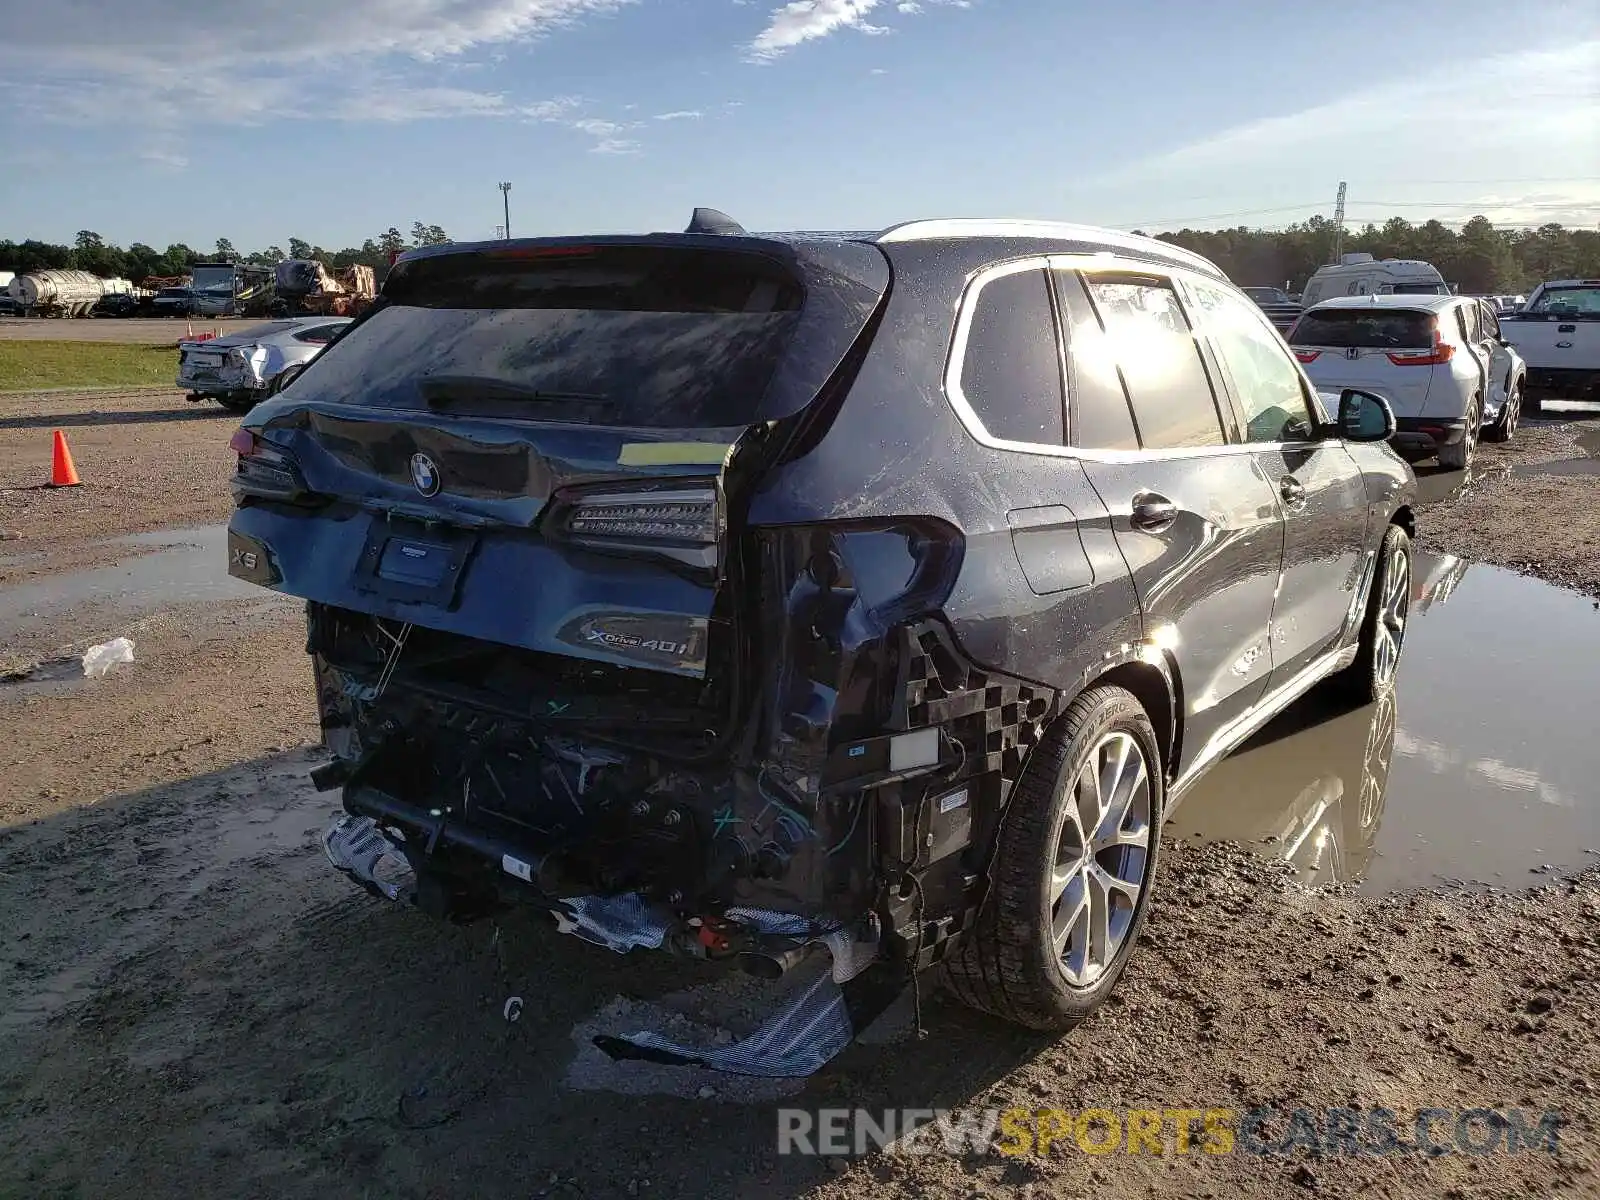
[686,207,747,236]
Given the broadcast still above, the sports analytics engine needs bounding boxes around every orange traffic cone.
[49,430,81,488]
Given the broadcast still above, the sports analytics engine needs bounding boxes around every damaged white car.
[177,317,350,413]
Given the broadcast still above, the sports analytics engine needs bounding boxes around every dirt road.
[0,317,258,344]
[0,389,237,593]
[3,385,1599,1199]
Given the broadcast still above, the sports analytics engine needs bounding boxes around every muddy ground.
[2,385,1600,1199]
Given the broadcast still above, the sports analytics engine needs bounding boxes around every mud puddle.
[1168,551,1600,894]
[0,525,281,670]
[0,525,251,629]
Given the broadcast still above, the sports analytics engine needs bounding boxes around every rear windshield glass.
[294,245,805,427]
[236,320,305,340]
[1392,282,1448,295]
[1291,309,1435,349]
[1526,286,1600,317]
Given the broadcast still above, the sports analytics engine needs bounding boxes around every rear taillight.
[231,428,311,503]
[1387,326,1453,366]
[553,482,722,572]
[1294,350,1321,363]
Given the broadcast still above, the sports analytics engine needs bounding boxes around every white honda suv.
[1288,295,1494,470]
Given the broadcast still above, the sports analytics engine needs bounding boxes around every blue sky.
[1,0,1596,251]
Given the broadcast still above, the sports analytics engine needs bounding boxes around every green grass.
[0,341,176,391]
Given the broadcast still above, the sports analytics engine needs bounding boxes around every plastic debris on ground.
[81,637,135,678]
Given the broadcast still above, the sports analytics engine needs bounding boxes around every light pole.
[499,182,512,240]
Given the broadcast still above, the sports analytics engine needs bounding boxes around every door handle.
[1280,476,1307,508]
[1130,493,1177,532]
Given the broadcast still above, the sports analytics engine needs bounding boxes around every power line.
[1354,199,1597,210]
[1112,202,1327,229]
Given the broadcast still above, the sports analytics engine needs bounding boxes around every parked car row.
[223,213,1416,1068]
[1288,294,1525,469]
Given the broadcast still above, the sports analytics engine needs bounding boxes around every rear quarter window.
[956,267,1065,446]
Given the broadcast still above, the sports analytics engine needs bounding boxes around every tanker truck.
[6,270,135,317]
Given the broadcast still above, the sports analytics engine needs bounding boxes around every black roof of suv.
[227,211,1416,1074]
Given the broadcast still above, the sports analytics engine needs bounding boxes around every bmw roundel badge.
[410,452,441,497]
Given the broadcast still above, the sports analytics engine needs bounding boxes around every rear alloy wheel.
[1483,380,1520,443]
[943,685,1162,1031]
[1436,396,1481,471]
[1339,523,1412,703]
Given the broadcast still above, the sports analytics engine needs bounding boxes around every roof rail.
[873,219,1228,280]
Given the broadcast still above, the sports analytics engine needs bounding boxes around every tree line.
[1149,216,1599,294]
[3,215,1596,293]
[0,223,453,283]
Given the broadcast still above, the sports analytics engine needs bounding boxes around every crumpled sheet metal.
[559,895,873,1077]
[599,959,853,1078]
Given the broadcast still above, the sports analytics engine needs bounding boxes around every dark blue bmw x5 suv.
[226,211,1415,1072]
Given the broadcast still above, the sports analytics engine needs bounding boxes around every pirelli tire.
[943,684,1163,1032]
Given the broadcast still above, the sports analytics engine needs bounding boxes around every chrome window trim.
[876,219,1228,281]
[943,256,1074,459]
[944,252,1335,464]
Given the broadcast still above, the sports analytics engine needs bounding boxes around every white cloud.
[0,1,638,154]
[1089,40,1600,228]
[653,109,705,121]
[743,0,969,60]
[746,0,884,61]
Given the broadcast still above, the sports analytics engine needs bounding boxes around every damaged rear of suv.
[227,211,1414,1074]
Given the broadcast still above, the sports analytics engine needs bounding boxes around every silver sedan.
[177,316,352,412]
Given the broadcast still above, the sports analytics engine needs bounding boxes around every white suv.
[1288,295,1497,470]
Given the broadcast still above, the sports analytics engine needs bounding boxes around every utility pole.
[1329,180,1347,264]
[499,182,512,240]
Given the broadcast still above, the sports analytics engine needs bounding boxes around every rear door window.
[293,245,808,428]
[1290,309,1435,349]
[956,266,1065,446]
[1053,270,1137,450]
[293,324,340,345]
[1082,275,1226,449]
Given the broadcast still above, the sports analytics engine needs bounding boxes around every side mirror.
[1338,388,1396,443]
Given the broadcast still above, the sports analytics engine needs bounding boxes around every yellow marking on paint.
[617,442,733,467]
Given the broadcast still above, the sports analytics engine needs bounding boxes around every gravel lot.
[0,317,258,344]
[2,385,1598,1199]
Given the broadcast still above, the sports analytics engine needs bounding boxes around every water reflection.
[1169,550,1600,892]
[1168,689,1395,887]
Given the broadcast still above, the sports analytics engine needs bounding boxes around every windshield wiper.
[418,375,612,412]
